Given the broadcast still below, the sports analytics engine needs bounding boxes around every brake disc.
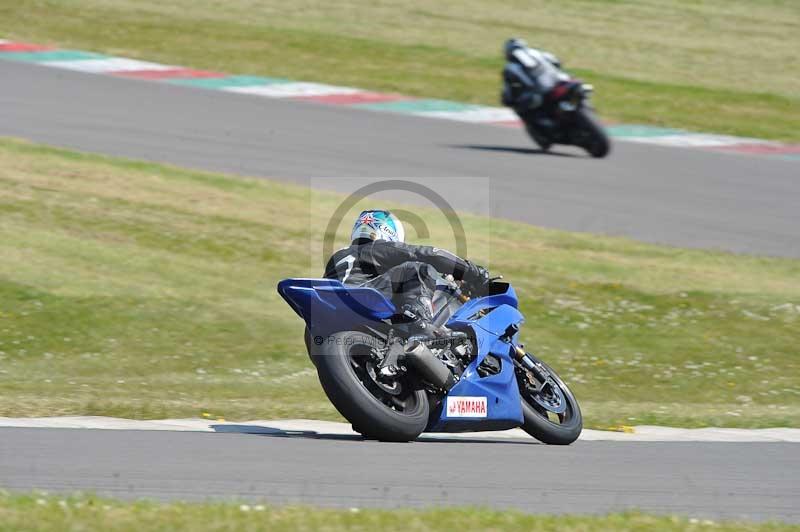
[528,378,567,415]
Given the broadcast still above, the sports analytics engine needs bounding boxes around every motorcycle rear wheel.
[314,330,430,442]
[525,123,552,152]
[518,357,582,445]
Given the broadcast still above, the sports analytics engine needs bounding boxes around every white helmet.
[351,210,405,243]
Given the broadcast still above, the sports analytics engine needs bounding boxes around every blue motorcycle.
[277,274,582,443]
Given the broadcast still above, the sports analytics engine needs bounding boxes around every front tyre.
[574,109,611,158]
[517,356,582,445]
[315,330,429,442]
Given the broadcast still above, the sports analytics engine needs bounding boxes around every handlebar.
[444,273,502,301]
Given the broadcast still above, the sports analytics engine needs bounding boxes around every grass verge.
[0,137,799,428]
[1,493,797,532]
[1,0,798,141]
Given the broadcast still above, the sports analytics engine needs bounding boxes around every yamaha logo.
[446,396,488,418]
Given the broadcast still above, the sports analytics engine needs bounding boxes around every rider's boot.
[401,296,439,337]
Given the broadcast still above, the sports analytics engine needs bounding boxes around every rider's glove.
[463,261,491,296]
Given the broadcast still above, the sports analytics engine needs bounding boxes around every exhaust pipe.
[404,341,456,390]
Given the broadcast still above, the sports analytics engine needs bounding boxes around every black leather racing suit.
[501,47,567,115]
[323,240,484,320]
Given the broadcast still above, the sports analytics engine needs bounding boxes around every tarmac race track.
[2,60,799,257]
[2,59,799,522]
[1,427,799,522]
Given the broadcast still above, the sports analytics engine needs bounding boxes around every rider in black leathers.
[501,37,567,128]
[324,210,488,333]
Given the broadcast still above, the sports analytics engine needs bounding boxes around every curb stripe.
[605,125,684,137]
[493,120,524,128]
[622,133,772,148]
[113,68,226,80]
[225,82,361,98]
[0,38,794,160]
[292,91,410,105]
[355,99,480,113]
[0,41,53,52]
[41,57,176,73]
[415,107,520,123]
[1,50,107,62]
[166,75,291,88]
[713,143,800,155]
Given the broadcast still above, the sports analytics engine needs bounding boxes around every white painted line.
[417,107,520,123]
[42,58,177,73]
[1,417,798,442]
[225,82,361,98]
[623,134,774,148]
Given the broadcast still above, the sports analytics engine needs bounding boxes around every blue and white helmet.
[351,209,405,243]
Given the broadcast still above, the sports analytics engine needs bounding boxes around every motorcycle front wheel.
[574,108,611,158]
[516,356,583,445]
[314,330,430,442]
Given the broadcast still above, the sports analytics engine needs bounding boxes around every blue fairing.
[277,278,525,432]
[447,283,519,330]
[428,285,524,432]
[277,278,396,337]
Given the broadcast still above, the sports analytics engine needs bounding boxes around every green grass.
[1,0,799,140]
[1,137,799,428]
[1,493,797,532]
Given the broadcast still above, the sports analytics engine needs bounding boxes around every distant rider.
[324,210,489,334]
[501,38,569,122]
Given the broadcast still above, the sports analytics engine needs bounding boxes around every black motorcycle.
[518,81,611,158]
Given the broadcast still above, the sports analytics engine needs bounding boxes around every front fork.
[500,323,545,376]
[511,344,551,391]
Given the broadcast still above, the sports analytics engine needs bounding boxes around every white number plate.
[446,396,488,418]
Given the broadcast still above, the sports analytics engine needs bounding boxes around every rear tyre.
[574,109,611,158]
[304,327,320,367]
[525,123,552,152]
[518,358,582,445]
[315,330,429,442]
